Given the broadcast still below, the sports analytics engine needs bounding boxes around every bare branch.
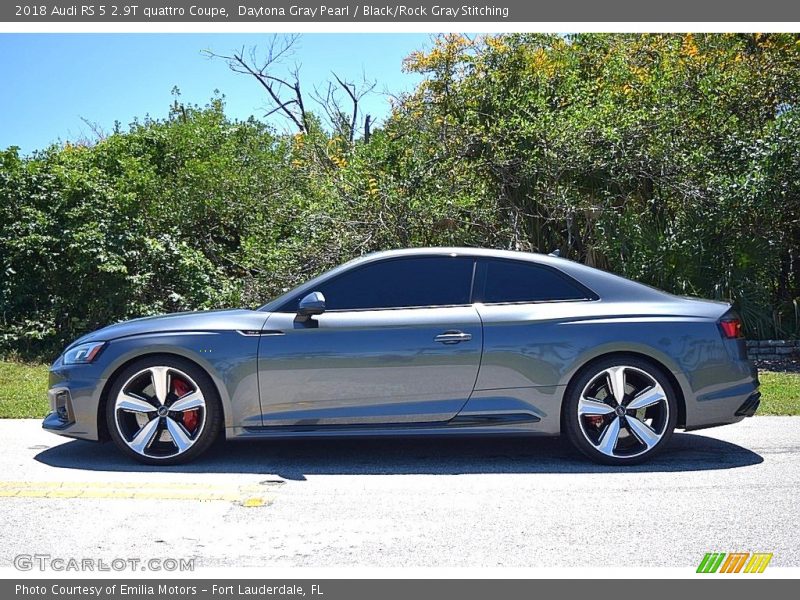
[78,117,108,143]
[205,35,376,144]
[263,99,299,118]
[331,72,377,143]
[204,35,307,133]
[311,82,346,132]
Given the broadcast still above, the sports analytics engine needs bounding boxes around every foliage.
[401,33,800,338]
[1,97,288,357]
[2,34,800,360]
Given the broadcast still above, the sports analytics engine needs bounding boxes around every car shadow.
[34,432,763,480]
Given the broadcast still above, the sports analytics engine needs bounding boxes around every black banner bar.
[4,579,798,600]
[4,1,800,22]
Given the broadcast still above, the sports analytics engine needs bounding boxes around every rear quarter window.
[476,259,594,304]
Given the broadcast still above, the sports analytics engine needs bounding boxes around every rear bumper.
[683,366,760,431]
[735,391,761,417]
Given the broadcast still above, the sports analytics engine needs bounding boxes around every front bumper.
[41,361,105,441]
[43,387,75,427]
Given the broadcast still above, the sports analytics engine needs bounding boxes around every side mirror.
[297,291,326,319]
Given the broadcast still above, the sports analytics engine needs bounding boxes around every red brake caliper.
[172,378,199,433]
[586,416,604,428]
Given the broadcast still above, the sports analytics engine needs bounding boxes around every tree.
[205,35,376,145]
[402,33,800,335]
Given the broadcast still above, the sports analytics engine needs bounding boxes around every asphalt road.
[0,417,798,569]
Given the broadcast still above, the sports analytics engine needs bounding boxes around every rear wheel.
[106,356,222,465]
[563,357,677,465]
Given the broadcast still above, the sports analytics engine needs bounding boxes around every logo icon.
[696,552,773,573]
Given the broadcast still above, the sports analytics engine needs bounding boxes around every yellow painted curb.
[0,480,272,505]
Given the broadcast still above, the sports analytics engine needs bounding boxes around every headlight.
[62,342,106,365]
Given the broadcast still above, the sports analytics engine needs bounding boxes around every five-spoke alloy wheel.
[106,356,222,465]
[563,357,677,465]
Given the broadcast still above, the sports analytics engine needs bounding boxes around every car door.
[471,258,598,391]
[256,255,483,426]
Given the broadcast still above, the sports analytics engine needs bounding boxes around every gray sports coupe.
[43,248,760,465]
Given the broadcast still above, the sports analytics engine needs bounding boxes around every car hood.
[67,309,271,349]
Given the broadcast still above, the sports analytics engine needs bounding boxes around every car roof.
[259,246,675,312]
[358,246,567,264]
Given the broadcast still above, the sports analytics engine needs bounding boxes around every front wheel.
[106,356,222,465]
[563,358,677,465]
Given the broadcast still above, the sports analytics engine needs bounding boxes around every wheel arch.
[560,351,687,431]
[97,351,227,442]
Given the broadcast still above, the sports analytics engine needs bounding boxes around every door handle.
[434,331,472,344]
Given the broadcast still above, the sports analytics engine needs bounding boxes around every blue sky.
[0,34,432,154]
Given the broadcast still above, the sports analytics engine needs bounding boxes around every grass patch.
[0,361,798,419]
[758,371,800,416]
[0,361,49,418]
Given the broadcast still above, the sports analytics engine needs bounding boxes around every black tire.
[563,356,678,466]
[105,355,222,465]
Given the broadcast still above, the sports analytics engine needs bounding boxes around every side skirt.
[230,412,544,439]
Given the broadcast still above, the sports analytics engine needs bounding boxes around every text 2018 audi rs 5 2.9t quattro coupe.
[42,248,760,465]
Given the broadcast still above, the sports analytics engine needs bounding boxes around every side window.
[478,259,591,304]
[311,257,474,311]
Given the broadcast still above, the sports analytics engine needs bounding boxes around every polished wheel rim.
[577,366,669,459]
[114,366,206,459]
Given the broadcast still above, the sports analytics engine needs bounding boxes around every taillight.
[719,319,744,339]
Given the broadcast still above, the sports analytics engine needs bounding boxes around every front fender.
[92,331,262,432]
